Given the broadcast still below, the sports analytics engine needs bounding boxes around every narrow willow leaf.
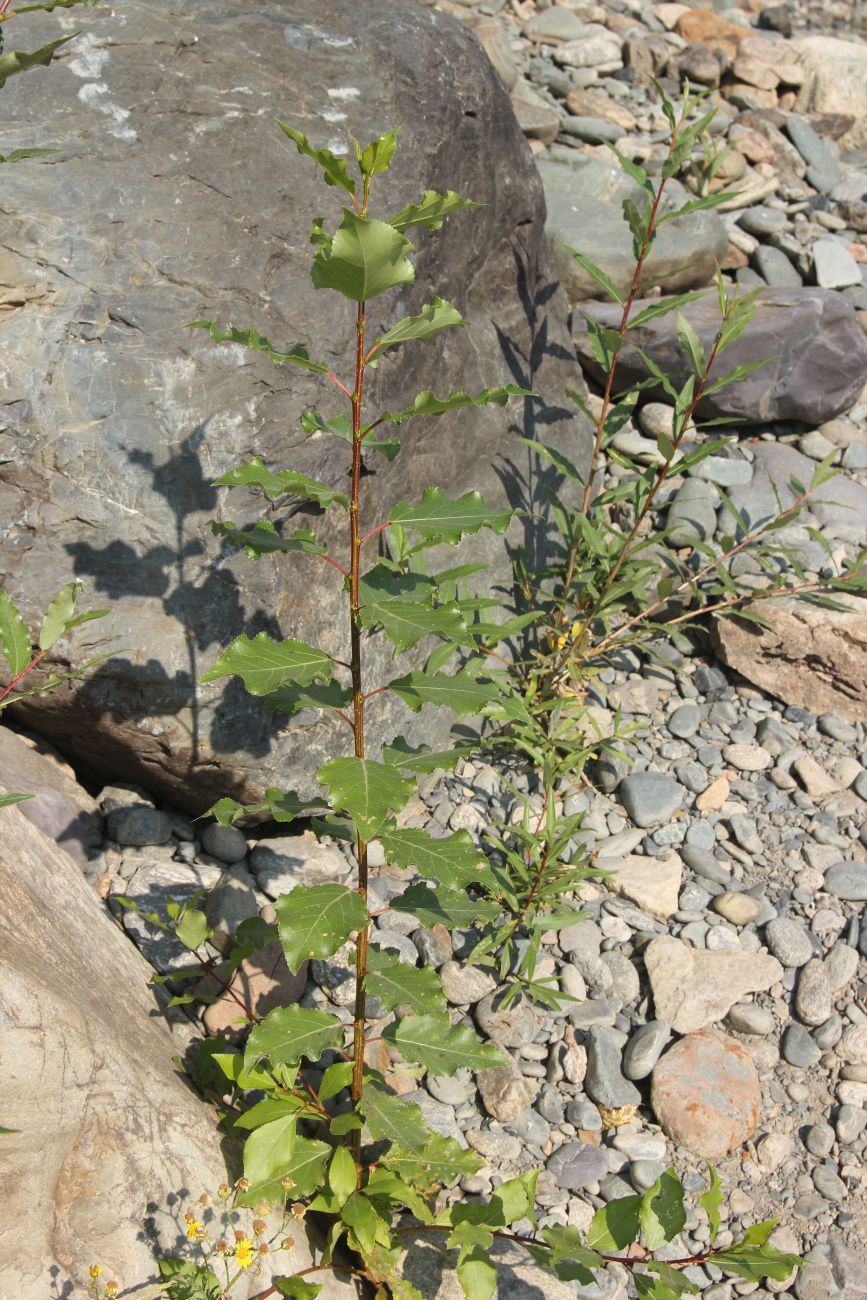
[655,191,734,225]
[676,311,706,378]
[214,457,348,509]
[358,128,398,178]
[276,883,368,974]
[277,122,355,194]
[211,520,326,561]
[379,827,485,888]
[383,1014,506,1075]
[312,210,414,302]
[701,1164,723,1244]
[188,319,329,373]
[381,737,475,773]
[390,883,501,929]
[388,189,483,234]
[629,291,707,330]
[0,792,32,807]
[702,357,771,395]
[201,633,333,695]
[586,1195,643,1250]
[640,1169,686,1250]
[370,297,465,361]
[456,1248,497,1300]
[358,597,468,652]
[379,385,530,425]
[566,248,624,304]
[390,487,512,546]
[244,1006,342,1071]
[366,955,447,1016]
[388,667,502,714]
[0,591,30,677]
[242,1114,296,1191]
[519,437,585,484]
[362,1084,429,1152]
[318,756,414,839]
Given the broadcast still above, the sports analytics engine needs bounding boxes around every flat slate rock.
[0,0,591,812]
[573,287,867,425]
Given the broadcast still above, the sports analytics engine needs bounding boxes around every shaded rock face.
[0,722,102,869]
[0,801,350,1300]
[573,287,867,425]
[0,0,591,811]
[712,595,867,725]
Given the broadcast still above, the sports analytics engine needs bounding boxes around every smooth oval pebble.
[713,891,762,926]
[722,743,772,772]
[823,861,867,901]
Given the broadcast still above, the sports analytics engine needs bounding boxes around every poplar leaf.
[456,1248,497,1300]
[389,883,500,929]
[211,520,326,561]
[379,385,530,425]
[388,667,502,715]
[278,122,356,194]
[214,457,348,509]
[318,757,414,839]
[365,954,447,1016]
[188,319,329,373]
[39,581,105,652]
[243,1113,297,1188]
[378,827,485,887]
[244,1006,343,1071]
[0,591,30,677]
[361,1085,429,1152]
[276,883,368,974]
[312,210,415,302]
[201,634,333,695]
[388,189,483,234]
[587,1195,643,1251]
[383,1014,506,1075]
[370,298,465,361]
[390,487,512,546]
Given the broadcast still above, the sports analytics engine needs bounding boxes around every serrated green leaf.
[201,633,333,695]
[640,1169,686,1250]
[312,209,414,302]
[379,385,530,425]
[712,1242,800,1285]
[644,1260,698,1297]
[276,883,368,974]
[362,1084,429,1153]
[214,457,348,509]
[277,122,355,194]
[701,1164,723,1244]
[566,248,625,304]
[202,788,329,826]
[378,828,485,888]
[188,319,329,373]
[240,1134,331,1205]
[366,956,447,1017]
[384,1133,483,1189]
[318,757,414,840]
[359,596,468,652]
[390,883,500,929]
[211,520,326,561]
[0,32,74,88]
[370,297,465,362]
[0,590,31,677]
[328,1145,358,1208]
[244,1006,343,1071]
[388,667,502,715]
[390,487,512,546]
[456,1248,497,1300]
[266,680,353,717]
[381,737,475,774]
[359,128,399,178]
[383,1014,506,1075]
[587,1194,643,1251]
[242,1114,297,1191]
[388,189,482,234]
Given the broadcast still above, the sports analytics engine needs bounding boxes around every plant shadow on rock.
[64,430,284,794]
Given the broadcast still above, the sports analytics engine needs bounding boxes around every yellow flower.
[234,1237,255,1270]
[89,1265,103,1280]
[105,1285,119,1300]
[185,1218,204,1241]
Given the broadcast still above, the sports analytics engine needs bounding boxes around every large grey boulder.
[539,151,728,304]
[0,798,351,1299]
[573,287,867,425]
[0,0,591,811]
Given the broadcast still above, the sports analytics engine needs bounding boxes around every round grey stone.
[823,861,867,901]
[536,1085,565,1125]
[438,960,496,1005]
[475,989,540,1049]
[668,704,701,739]
[630,1158,667,1191]
[585,1025,641,1108]
[835,1104,866,1145]
[566,1096,603,1131]
[546,1142,609,1192]
[413,926,452,968]
[782,1023,822,1068]
[726,1004,775,1036]
[622,1020,670,1080]
[106,804,173,847]
[201,821,248,864]
[804,1121,835,1157]
[812,1163,848,1202]
[765,916,813,968]
[619,771,684,829]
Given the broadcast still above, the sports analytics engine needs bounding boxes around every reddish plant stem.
[360,520,390,545]
[320,553,350,578]
[0,647,46,706]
